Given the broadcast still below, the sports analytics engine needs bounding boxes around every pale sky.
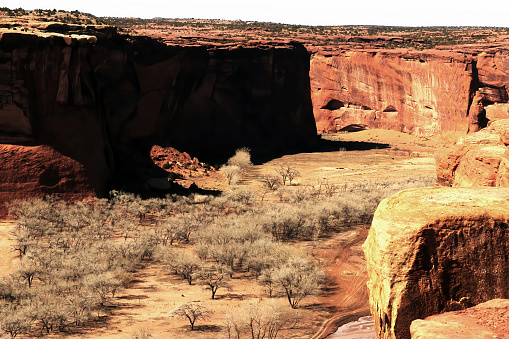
[3,0,509,27]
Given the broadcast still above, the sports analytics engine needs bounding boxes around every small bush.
[227,147,252,169]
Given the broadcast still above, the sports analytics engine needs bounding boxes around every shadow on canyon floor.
[251,138,390,164]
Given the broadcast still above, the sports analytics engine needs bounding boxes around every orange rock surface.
[410,299,509,339]
[0,144,94,216]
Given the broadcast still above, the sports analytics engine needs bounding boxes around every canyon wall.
[310,48,509,136]
[0,28,317,206]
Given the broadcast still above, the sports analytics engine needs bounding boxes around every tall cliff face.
[0,28,317,198]
[310,48,509,136]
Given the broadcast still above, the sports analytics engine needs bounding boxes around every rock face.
[0,27,317,200]
[436,119,509,187]
[363,187,509,339]
[410,299,509,339]
[0,144,93,216]
[310,48,509,136]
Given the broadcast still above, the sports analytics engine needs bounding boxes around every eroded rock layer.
[0,28,317,201]
[410,299,509,339]
[310,48,509,136]
[363,187,509,339]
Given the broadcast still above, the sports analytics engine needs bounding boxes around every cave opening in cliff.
[383,105,397,112]
[321,99,344,110]
[338,124,368,132]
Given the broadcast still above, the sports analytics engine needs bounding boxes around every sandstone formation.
[436,119,509,187]
[363,187,509,339]
[410,299,509,339]
[0,26,317,202]
[310,48,509,136]
[0,144,94,216]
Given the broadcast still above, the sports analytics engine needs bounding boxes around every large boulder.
[410,299,509,339]
[363,187,509,339]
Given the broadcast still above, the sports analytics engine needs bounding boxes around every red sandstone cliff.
[310,48,509,136]
[0,27,317,206]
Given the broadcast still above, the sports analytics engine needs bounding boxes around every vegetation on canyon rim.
[0,147,435,338]
[2,7,508,50]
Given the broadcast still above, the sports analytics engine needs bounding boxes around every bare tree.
[199,265,231,299]
[272,258,325,309]
[223,312,242,339]
[275,164,300,186]
[259,175,281,191]
[224,301,299,339]
[84,271,124,306]
[0,305,32,339]
[259,268,277,298]
[243,301,299,339]
[170,301,211,330]
[220,165,241,186]
[173,252,201,285]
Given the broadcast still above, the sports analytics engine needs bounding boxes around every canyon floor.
[0,129,445,338]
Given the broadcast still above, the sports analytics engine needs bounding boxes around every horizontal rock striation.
[310,48,509,136]
[363,187,509,339]
[0,27,317,203]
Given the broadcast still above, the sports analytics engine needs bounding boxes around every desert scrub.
[2,173,434,336]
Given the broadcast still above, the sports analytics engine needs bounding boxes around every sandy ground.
[0,222,17,278]
[0,129,442,339]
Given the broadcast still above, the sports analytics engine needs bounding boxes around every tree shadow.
[192,324,222,332]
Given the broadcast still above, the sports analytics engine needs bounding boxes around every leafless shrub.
[224,301,299,339]
[221,165,241,186]
[0,304,33,339]
[276,164,300,186]
[227,147,253,170]
[259,175,281,191]
[272,257,325,309]
[131,328,152,339]
[170,301,211,330]
[199,264,231,299]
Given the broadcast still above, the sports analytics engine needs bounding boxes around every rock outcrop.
[410,299,509,339]
[436,119,509,187]
[0,27,317,202]
[310,48,509,136]
[363,187,509,339]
